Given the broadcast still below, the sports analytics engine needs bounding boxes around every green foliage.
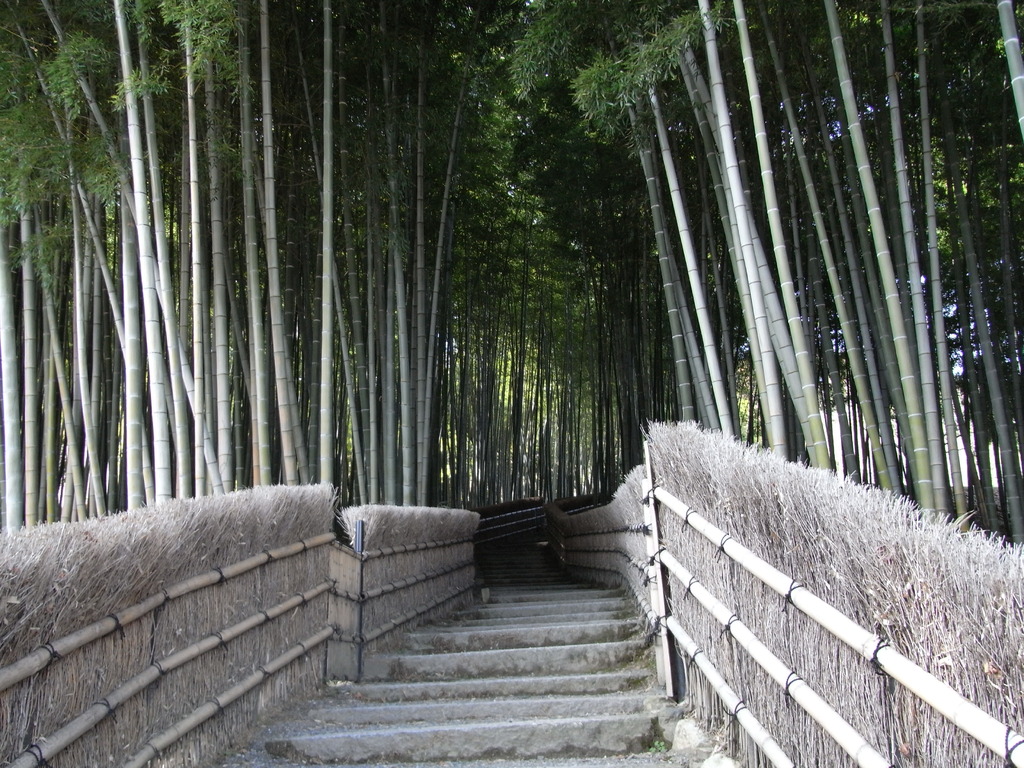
[43,32,113,120]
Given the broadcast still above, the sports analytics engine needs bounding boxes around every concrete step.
[361,638,646,681]
[404,619,634,652]
[265,712,659,764]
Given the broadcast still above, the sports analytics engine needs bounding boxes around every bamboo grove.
[0,0,1022,542]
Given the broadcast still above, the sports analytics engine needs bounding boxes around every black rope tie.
[716,534,733,558]
[106,613,125,639]
[730,699,748,720]
[153,659,167,676]
[648,546,666,567]
[1005,726,1024,767]
[720,614,740,641]
[213,566,226,584]
[41,642,61,665]
[213,630,228,649]
[685,575,700,598]
[683,507,697,527]
[870,638,891,676]
[26,742,51,768]
[97,696,117,723]
[783,671,801,701]
[643,484,659,507]
[783,580,804,613]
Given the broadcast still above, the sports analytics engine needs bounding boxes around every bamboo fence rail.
[1,487,336,768]
[637,422,1024,768]
[649,481,1024,768]
[547,423,1023,768]
[328,507,479,678]
[0,533,334,694]
[1,496,481,768]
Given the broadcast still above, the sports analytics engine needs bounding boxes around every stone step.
[305,691,651,726]
[361,638,647,681]
[265,713,659,764]
[453,596,633,621]
[433,608,633,629]
[482,587,624,602]
[404,619,634,652]
[326,669,652,702]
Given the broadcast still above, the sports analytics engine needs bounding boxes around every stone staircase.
[212,540,689,767]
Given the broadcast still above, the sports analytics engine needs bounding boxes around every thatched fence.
[0,489,479,768]
[548,422,1023,768]
[328,504,479,679]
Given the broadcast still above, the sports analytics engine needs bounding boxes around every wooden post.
[327,521,365,680]
[642,441,680,700]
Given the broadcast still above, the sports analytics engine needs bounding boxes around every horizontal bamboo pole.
[8,582,332,768]
[360,536,472,560]
[653,485,1024,768]
[122,626,334,768]
[361,559,475,600]
[663,615,794,768]
[0,532,334,694]
[658,549,891,768]
[362,581,473,643]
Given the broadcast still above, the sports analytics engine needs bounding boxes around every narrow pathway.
[211,540,688,767]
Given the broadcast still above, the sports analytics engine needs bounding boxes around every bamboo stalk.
[652,484,1024,767]
[8,583,331,768]
[0,533,333,693]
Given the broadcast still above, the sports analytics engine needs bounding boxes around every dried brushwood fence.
[0,492,480,768]
[547,422,1023,768]
[0,484,336,768]
[328,504,479,679]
